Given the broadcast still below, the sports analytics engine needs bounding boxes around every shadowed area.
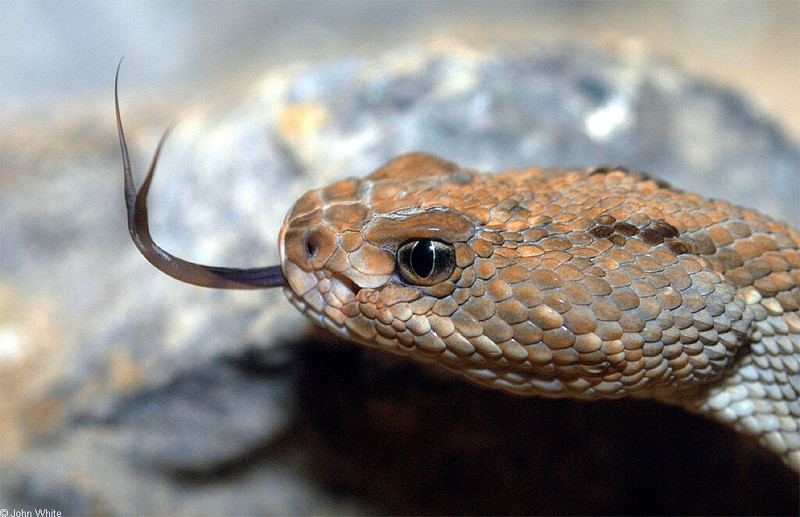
[296,338,798,515]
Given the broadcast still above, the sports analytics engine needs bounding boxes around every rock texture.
[1,43,798,515]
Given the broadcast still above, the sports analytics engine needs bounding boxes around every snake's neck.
[684,311,800,470]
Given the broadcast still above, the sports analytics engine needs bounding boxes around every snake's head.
[279,153,482,357]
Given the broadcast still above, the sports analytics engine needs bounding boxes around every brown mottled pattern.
[279,153,800,470]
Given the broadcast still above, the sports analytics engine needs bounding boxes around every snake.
[115,68,800,472]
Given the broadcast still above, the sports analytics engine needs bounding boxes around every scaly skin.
[278,153,800,469]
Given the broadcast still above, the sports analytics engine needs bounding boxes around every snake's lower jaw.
[281,258,403,351]
[282,261,352,326]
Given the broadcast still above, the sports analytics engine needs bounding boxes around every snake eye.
[396,239,455,285]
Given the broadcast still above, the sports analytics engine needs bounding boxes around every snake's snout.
[279,176,398,295]
[279,212,367,332]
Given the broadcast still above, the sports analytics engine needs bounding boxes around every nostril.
[305,232,319,258]
[293,226,335,270]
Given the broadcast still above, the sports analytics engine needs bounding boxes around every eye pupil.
[410,239,435,278]
[396,238,456,286]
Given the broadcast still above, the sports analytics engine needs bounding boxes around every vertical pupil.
[410,239,435,278]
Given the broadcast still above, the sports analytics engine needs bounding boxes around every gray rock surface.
[1,43,798,515]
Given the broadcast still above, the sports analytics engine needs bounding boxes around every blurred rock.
[1,42,797,515]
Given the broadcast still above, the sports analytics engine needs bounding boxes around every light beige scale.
[116,68,800,471]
